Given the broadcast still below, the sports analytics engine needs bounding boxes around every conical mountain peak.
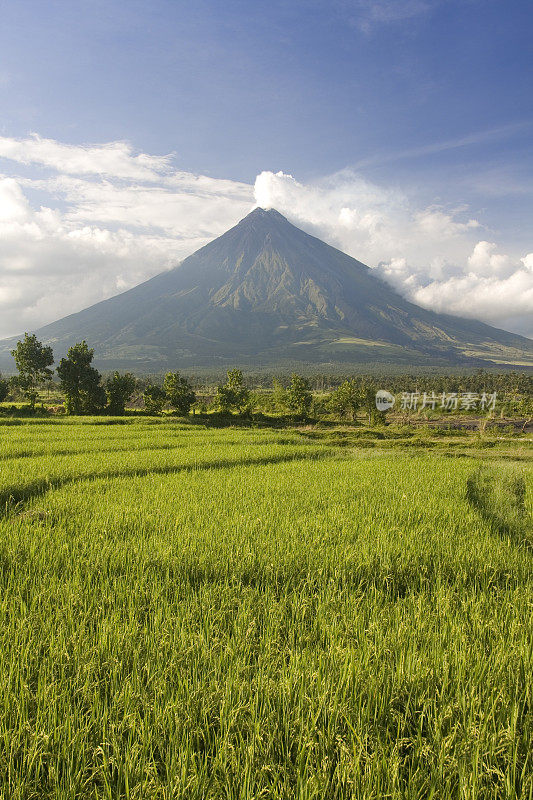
[234,206,293,233]
[244,206,288,220]
[0,208,531,371]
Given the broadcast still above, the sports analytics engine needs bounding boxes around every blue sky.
[0,0,532,337]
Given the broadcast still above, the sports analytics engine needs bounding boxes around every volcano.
[0,207,531,371]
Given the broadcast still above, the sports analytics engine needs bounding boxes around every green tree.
[215,368,249,413]
[56,341,106,415]
[0,372,8,403]
[143,384,166,414]
[285,373,312,418]
[272,378,287,412]
[163,372,196,415]
[361,380,385,425]
[328,379,361,421]
[10,333,54,409]
[105,372,136,415]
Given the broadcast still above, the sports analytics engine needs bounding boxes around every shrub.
[285,374,312,419]
[106,372,137,415]
[143,384,167,414]
[57,341,106,415]
[163,372,196,415]
[215,369,249,413]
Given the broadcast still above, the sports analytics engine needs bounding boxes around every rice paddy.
[0,418,531,798]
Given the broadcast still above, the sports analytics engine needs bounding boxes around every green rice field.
[0,418,531,798]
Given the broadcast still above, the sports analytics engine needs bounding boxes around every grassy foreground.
[0,418,531,799]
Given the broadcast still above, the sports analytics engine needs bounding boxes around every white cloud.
[414,207,480,239]
[521,253,533,270]
[377,243,533,337]
[467,240,514,277]
[253,168,482,265]
[0,134,174,181]
[0,176,200,336]
[0,138,531,341]
[253,169,533,337]
[0,178,30,222]
[410,267,533,339]
[28,175,251,238]
[0,155,254,338]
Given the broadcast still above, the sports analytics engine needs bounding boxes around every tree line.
[3,334,197,416]
[0,333,387,420]
[1,332,531,419]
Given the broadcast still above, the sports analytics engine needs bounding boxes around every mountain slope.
[0,207,531,371]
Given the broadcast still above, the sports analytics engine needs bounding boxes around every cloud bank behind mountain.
[0,135,531,340]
